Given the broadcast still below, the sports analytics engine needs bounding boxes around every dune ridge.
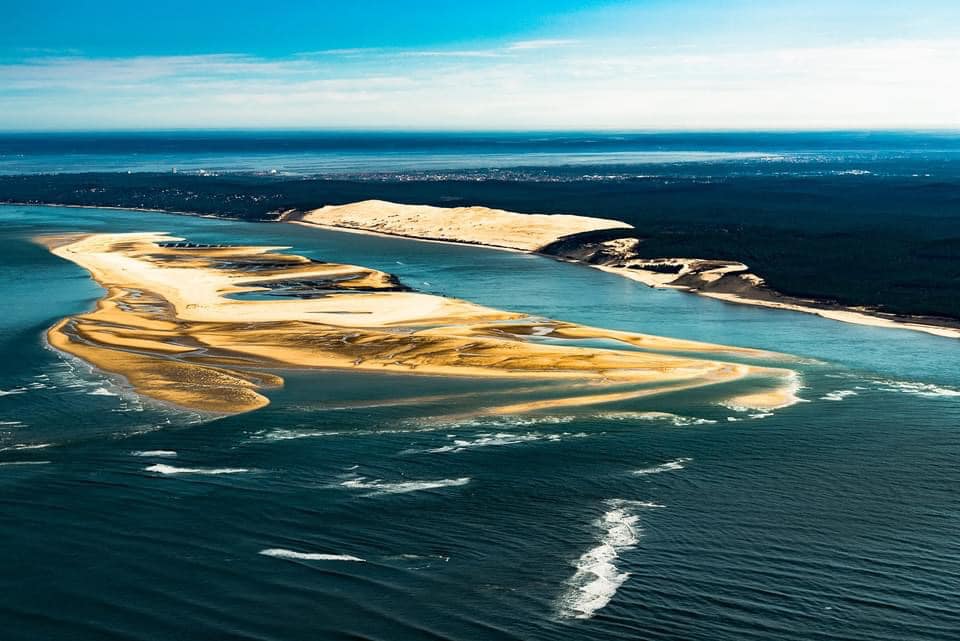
[292,199,632,251]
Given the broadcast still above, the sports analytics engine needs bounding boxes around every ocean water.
[2,131,959,177]
[1,203,959,640]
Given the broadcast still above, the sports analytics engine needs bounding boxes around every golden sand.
[295,200,631,251]
[44,232,798,415]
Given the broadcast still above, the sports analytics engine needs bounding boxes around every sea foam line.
[340,476,470,496]
[633,458,691,475]
[416,415,578,430]
[0,443,52,452]
[131,450,177,458]
[248,428,342,442]
[145,464,249,475]
[88,386,119,397]
[0,388,27,397]
[598,411,718,426]
[559,500,662,619]
[875,379,960,398]
[820,389,858,401]
[421,431,587,454]
[259,548,365,562]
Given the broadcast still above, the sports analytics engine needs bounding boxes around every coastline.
[590,263,960,340]
[7,200,958,339]
[286,206,960,340]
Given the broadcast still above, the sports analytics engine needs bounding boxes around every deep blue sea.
[1,201,959,640]
[2,131,959,177]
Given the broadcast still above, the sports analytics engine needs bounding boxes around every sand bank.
[44,232,797,415]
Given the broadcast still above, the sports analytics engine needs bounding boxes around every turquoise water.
[1,204,959,640]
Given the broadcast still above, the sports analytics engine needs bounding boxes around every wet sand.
[42,232,798,414]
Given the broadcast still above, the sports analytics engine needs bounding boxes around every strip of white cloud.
[1,39,958,129]
[506,39,579,50]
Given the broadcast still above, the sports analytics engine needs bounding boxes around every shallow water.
[1,204,958,640]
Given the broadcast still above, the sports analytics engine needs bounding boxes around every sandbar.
[43,232,798,415]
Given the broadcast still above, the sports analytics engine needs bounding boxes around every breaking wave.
[633,458,691,475]
[0,387,27,396]
[416,415,577,430]
[248,429,342,442]
[0,443,52,452]
[598,411,718,426]
[145,464,249,475]
[259,548,364,562]
[340,476,470,496]
[875,380,960,398]
[88,387,119,396]
[131,450,178,457]
[420,431,587,454]
[821,389,858,401]
[558,500,662,619]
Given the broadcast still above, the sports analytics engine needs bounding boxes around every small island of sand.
[42,232,799,415]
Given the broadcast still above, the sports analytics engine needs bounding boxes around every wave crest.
[145,464,248,475]
[259,548,364,562]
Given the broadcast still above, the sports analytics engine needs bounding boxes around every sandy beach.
[42,232,798,414]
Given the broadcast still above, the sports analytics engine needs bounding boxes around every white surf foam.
[633,458,691,475]
[88,387,119,396]
[0,443,51,452]
[820,390,858,401]
[559,500,662,619]
[0,388,27,396]
[259,548,364,562]
[340,476,470,495]
[418,415,577,430]
[0,461,50,467]
[423,431,586,454]
[598,411,718,426]
[249,429,341,442]
[131,450,178,458]
[875,379,960,398]
[0,421,24,427]
[145,464,249,475]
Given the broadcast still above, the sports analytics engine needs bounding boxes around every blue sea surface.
[1,203,959,640]
[2,131,959,177]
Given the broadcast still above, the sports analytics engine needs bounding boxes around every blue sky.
[3,0,959,130]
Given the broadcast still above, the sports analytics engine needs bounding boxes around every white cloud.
[2,38,958,129]
[506,39,579,51]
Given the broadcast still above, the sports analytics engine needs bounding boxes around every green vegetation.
[1,172,958,318]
